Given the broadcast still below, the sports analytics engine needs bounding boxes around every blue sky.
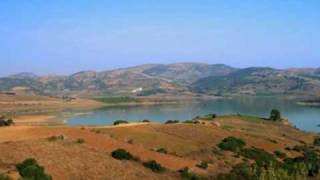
[0,0,319,76]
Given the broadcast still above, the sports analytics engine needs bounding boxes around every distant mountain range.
[1,63,319,97]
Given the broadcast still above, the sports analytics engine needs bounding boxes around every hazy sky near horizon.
[0,0,319,76]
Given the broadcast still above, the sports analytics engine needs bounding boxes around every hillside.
[0,115,319,179]
[191,67,320,96]
[0,63,235,97]
[0,63,320,97]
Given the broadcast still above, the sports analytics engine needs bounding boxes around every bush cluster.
[178,167,205,180]
[240,148,277,167]
[0,116,14,127]
[143,160,165,172]
[274,150,287,159]
[218,136,246,152]
[217,137,320,179]
[269,109,281,121]
[111,149,134,160]
[16,158,52,180]
[196,161,208,169]
[165,120,179,124]
[113,120,129,125]
[314,137,320,146]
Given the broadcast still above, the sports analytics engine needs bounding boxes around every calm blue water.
[67,97,320,132]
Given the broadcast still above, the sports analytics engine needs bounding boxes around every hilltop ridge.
[0,63,319,97]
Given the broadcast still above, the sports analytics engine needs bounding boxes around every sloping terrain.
[191,67,320,96]
[0,116,318,179]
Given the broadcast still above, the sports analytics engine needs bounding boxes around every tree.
[269,109,281,121]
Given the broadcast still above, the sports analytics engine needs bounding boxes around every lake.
[67,96,320,132]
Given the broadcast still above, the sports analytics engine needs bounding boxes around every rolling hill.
[190,67,320,96]
[0,63,319,97]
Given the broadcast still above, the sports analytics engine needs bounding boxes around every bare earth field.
[0,115,318,180]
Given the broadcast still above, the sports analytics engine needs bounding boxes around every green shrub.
[218,137,246,152]
[196,161,208,169]
[16,158,52,180]
[113,120,129,125]
[178,167,205,180]
[142,119,151,123]
[165,120,179,124]
[314,137,320,146]
[230,162,258,180]
[0,116,14,127]
[283,148,320,177]
[111,149,133,160]
[240,148,277,167]
[269,109,281,121]
[143,160,165,172]
[156,148,168,154]
[274,150,287,159]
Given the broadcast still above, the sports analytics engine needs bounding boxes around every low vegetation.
[76,138,85,144]
[274,150,287,159]
[94,96,139,104]
[16,158,52,180]
[0,116,14,127]
[240,147,277,166]
[0,174,11,180]
[143,160,165,172]
[113,120,129,125]
[183,120,200,124]
[165,120,179,124]
[47,135,64,142]
[196,161,208,169]
[269,109,281,121]
[111,149,134,160]
[178,167,205,180]
[156,148,168,154]
[217,135,320,179]
[314,137,320,146]
[198,114,217,120]
[218,136,246,152]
